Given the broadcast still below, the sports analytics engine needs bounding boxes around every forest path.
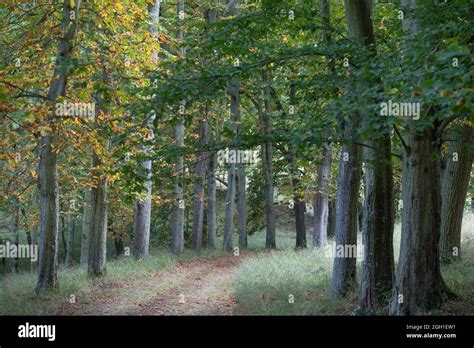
[53,252,254,315]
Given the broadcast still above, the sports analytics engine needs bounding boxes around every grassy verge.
[234,216,474,315]
[0,244,238,315]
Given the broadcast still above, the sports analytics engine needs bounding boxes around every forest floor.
[1,213,473,315]
[52,252,255,315]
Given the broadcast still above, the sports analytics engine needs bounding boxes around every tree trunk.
[261,71,276,249]
[36,0,81,293]
[289,153,306,249]
[191,114,209,251]
[36,133,60,292]
[332,0,365,292]
[223,81,240,251]
[133,0,160,259]
[390,129,449,314]
[88,152,108,277]
[65,216,75,267]
[207,149,217,248]
[204,8,219,250]
[390,0,452,315]
[313,144,332,247]
[343,0,396,312]
[332,137,361,297]
[132,165,152,258]
[10,202,20,274]
[327,199,336,239]
[440,125,473,262]
[171,0,186,254]
[80,188,92,267]
[236,163,247,247]
[360,135,394,312]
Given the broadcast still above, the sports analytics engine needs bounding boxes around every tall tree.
[132,0,160,259]
[191,106,209,251]
[223,81,239,251]
[236,163,247,247]
[36,0,81,293]
[390,0,454,315]
[313,0,333,249]
[353,0,395,313]
[205,8,219,249]
[261,70,276,249]
[331,0,367,297]
[223,0,241,252]
[171,0,186,254]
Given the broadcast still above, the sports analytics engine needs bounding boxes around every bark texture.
[440,125,473,262]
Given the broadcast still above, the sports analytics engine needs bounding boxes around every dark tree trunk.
[327,199,336,239]
[191,115,209,251]
[88,152,108,277]
[290,153,306,249]
[10,202,20,274]
[390,129,449,314]
[342,0,396,312]
[65,216,75,267]
[390,0,452,315]
[261,71,276,249]
[80,188,92,267]
[360,135,394,312]
[236,163,247,247]
[36,134,60,292]
[207,149,217,248]
[313,144,332,247]
[440,125,473,262]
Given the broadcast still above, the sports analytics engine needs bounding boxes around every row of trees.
[1,0,473,315]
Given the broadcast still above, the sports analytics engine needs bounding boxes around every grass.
[1,210,472,315]
[0,244,236,315]
[234,214,474,315]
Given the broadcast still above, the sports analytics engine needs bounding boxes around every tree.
[36,0,82,293]
[171,0,186,255]
[80,188,92,267]
[440,125,473,261]
[132,0,160,259]
[191,107,209,251]
[261,70,276,249]
[313,0,333,250]
[331,0,366,298]
[389,0,462,315]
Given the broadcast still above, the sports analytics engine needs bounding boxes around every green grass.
[1,211,472,315]
[0,245,233,315]
[234,215,474,315]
